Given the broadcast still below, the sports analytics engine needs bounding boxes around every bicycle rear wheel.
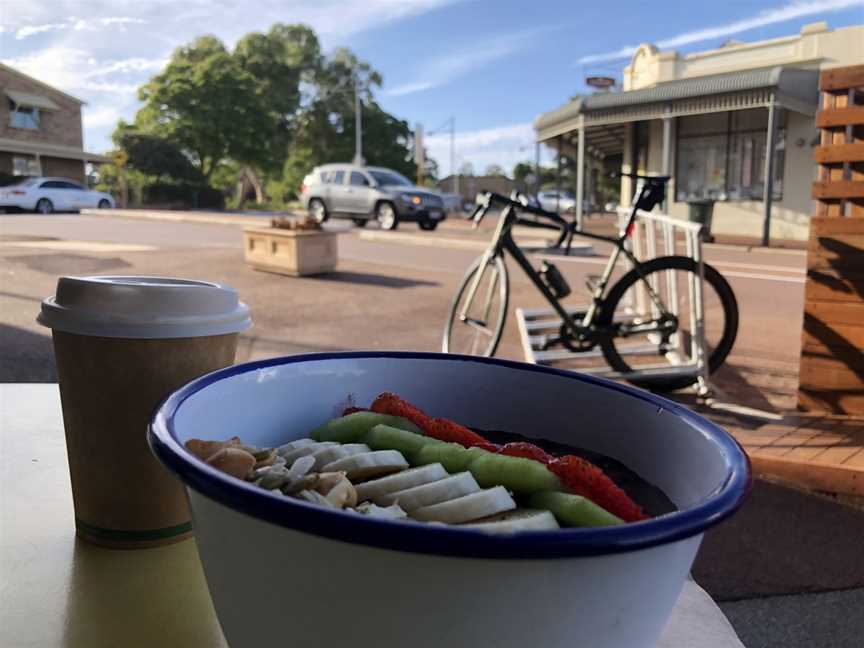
[442,255,509,357]
[598,256,738,391]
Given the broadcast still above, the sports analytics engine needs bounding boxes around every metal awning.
[5,90,61,111]
[535,66,819,141]
[0,138,110,163]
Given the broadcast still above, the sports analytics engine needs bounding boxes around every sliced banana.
[322,450,408,480]
[276,438,317,457]
[281,441,338,465]
[411,486,516,524]
[310,444,371,470]
[355,463,449,504]
[379,471,480,511]
[462,509,559,533]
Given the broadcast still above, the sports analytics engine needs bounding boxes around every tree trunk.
[237,166,264,207]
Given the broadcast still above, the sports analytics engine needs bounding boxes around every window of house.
[675,108,785,202]
[9,100,40,130]
[12,156,41,176]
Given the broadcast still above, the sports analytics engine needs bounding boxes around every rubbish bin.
[687,200,715,242]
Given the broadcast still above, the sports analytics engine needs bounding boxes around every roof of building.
[0,62,86,105]
[535,65,819,137]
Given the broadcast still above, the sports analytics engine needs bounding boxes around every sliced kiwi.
[310,412,422,443]
[528,491,624,527]
[412,443,488,473]
[467,453,561,495]
[363,424,440,458]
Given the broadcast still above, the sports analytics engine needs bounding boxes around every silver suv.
[300,164,446,231]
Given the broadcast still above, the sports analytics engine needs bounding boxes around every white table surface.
[0,384,744,647]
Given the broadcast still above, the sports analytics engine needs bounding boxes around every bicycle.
[441,174,739,391]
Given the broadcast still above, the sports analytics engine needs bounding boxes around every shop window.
[9,100,40,130]
[675,108,785,202]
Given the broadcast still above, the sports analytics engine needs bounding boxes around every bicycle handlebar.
[611,172,671,183]
[473,191,568,227]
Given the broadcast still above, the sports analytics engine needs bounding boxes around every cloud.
[83,105,125,129]
[13,16,146,40]
[2,0,463,152]
[576,0,864,64]
[15,23,68,39]
[2,47,93,91]
[90,58,169,77]
[387,81,436,96]
[426,122,535,176]
[1,0,460,44]
[384,30,541,96]
[77,81,141,94]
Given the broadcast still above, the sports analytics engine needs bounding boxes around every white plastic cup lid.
[38,276,252,339]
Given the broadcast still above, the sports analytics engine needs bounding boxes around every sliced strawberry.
[550,456,647,522]
[498,442,552,464]
[430,417,489,447]
[370,392,435,433]
[370,392,491,448]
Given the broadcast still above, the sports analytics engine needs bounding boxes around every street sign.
[112,151,128,167]
[586,76,616,90]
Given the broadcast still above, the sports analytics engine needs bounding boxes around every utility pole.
[353,72,363,165]
[429,117,457,195]
[415,123,424,185]
[449,117,457,195]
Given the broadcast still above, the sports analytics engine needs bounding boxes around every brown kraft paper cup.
[53,330,238,549]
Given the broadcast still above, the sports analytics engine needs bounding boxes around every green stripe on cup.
[75,517,193,542]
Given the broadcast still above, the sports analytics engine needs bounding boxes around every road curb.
[81,208,272,228]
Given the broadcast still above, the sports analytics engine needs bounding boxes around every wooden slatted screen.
[799,64,864,414]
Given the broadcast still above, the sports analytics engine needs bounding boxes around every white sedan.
[0,177,115,214]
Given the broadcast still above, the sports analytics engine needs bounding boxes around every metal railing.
[515,206,711,393]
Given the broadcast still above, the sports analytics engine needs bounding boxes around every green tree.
[281,47,416,195]
[135,36,270,181]
[233,24,322,199]
[121,26,430,205]
[513,161,535,187]
[115,126,202,182]
[484,164,506,177]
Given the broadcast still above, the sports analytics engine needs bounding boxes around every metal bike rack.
[516,207,711,394]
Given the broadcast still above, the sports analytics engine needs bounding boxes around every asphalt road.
[1,212,806,411]
[1,212,861,647]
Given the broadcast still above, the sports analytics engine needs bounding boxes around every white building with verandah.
[534,21,864,243]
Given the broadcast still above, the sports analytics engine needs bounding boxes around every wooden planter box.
[243,227,337,277]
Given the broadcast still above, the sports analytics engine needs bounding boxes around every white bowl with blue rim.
[149,352,750,648]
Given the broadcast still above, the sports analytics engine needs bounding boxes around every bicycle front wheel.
[442,255,509,357]
[598,255,738,391]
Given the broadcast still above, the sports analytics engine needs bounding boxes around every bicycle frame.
[461,180,673,343]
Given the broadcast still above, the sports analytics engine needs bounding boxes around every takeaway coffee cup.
[38,276,251,548]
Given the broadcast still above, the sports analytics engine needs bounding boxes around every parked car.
[0,176,115,214]
[299,164,446,231]
[537,190,576,213]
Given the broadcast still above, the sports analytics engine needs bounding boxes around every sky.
[1,0,862,178]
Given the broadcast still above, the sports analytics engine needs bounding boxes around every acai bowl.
[148,352,750,648]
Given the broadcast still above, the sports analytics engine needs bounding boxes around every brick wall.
[0,67,84,149]
[41,156,85,183]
